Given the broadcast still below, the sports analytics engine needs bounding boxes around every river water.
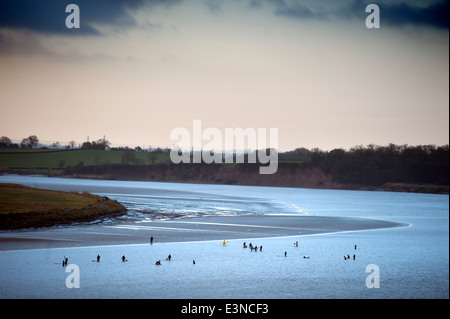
[0,175,448,299]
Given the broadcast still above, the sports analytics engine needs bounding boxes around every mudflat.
[0,214,407,251]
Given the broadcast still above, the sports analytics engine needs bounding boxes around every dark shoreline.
[2,169,448,195]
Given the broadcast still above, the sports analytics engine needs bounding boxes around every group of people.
[244,241,307,258]
[61,236,189,266]
[62,237,358,266]
[344,254,356,260]
[62,254,128,265]
[344,245,358,260]
[243,242,263,251]
[156,254,196,265]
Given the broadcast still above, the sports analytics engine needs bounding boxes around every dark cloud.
[0,0,447,37]
[257,0,449,29]
[0,0,182,36]
[378,0,449,29]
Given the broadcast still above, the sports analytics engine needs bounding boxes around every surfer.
[167,254,172,261]
[193,259,196,265]
[285,251,287,257]
[122,255,126,262]
[97,255,101,262]
[150,236,154,245]
[156,260,161,265]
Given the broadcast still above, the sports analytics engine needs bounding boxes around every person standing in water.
[97,255,101,262]
[150,236,154,245]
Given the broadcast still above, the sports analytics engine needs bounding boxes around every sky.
[0,0,448,151]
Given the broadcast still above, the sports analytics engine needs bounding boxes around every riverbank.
[0,183,126,230]
[2,169,448,194]
[65,166,449,195]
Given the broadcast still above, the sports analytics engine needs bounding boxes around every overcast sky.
[0,0,448,151]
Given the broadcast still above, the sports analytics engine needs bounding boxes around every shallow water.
[0,175,448,298]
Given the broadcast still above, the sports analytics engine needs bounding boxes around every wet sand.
[0,214,407,251]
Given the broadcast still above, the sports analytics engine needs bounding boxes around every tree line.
[0,135,39,149]
[308,144,449,186]
[0,135,78,150]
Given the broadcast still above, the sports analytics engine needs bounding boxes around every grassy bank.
[0,183,126,230]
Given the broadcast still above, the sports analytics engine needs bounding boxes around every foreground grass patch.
[0,183,126,229]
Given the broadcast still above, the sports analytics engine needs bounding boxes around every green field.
[0,149,170,169]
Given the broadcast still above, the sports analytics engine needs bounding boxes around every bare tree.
[0,136,12,144]
[27,135,39,148]
[19,135,39,149]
